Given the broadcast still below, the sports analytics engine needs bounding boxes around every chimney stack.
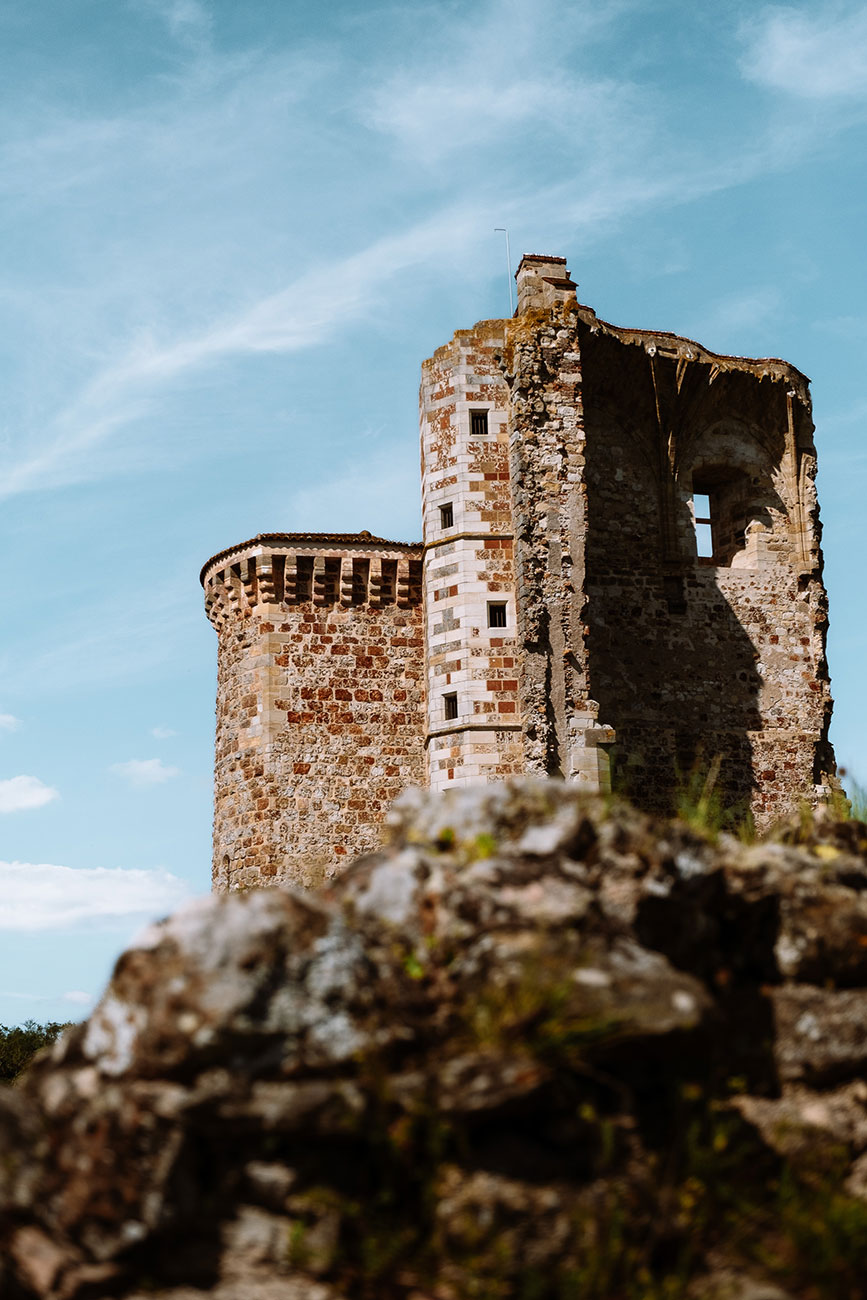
[515,254,577,315]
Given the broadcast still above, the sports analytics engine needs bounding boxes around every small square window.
[470,410,489,438]
[487,602,507,628]
[440,503,454,529]
[443,692,458,720]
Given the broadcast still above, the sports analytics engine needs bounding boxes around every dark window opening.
[440,503,454,529]
[295,555,314,602]
[271,553,286,604]
[351,558,370,604]
[470,410,489,438]
[321,556,341,604]
[407,559,423,604]
[380,559,397,605]
[444,692,458,721]
[488,602,507,628]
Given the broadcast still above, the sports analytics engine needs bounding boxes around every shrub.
[0,1019,70,1083]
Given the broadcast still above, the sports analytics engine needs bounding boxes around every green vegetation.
[0,1019,70,1083]
[325,951,867,1299]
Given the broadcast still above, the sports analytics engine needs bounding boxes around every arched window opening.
[691,467,770,568]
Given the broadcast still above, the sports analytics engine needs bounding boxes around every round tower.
[201,532,424,890]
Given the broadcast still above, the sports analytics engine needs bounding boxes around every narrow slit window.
[440,502,454,529]
[443,692,458,721]
[488,602,507,628]
[693,493,713,558]
[470,410,489,438]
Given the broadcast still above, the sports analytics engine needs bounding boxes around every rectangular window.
[470,410,489,438]
[693,493,713,558]
[487,602,507,628]
[443,692,458,721]
[440,502,454,529]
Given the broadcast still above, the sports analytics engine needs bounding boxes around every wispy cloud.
[62,989,94,1006]
[682,287,784,353]
[0,861,188,930]
[142,0,213,52]
[740,4,867,99]
[0,579,193,697]
[0,988,93,1005]
[110,758,180,788]
[0,0,860,510]
[0,776,58,814]
[150,725,177,739]
[0,714,21,732]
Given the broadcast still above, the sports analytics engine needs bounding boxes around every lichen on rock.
[3,779,867,1298]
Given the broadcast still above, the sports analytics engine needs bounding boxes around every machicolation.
[202,254,838,889]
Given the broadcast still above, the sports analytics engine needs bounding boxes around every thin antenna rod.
[494,227,513,316]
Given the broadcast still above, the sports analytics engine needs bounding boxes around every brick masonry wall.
[420,321,525,788]
[204,539,425,888]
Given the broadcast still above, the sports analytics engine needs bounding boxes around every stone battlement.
[203,535,422,633]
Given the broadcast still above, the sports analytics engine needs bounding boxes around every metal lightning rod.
[494,227,513,316]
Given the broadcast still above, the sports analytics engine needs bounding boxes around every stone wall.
[501,293,835,829]
[420,321,525,788]
[203,536,424,888]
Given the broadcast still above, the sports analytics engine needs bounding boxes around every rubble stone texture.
[204,255,837,888]
[202,536,424,887]
[5,780,867,1299]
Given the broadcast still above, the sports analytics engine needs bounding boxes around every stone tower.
[201,534,424,888]
[203,254,837,889]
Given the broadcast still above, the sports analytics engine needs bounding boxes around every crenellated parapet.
[202,532,423,633]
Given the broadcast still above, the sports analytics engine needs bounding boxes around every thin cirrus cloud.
[0,861,189,931]
[0,0,861,513]
[151,725,177,739]
[110,758,180,788]
[740,4,867,99]
[0,775,59,814]
[0,714,21,732]
[0,204,482,501]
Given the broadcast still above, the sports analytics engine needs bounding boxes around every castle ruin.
[202,254,837,889]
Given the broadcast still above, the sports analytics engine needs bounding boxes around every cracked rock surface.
[3,780,867,1298]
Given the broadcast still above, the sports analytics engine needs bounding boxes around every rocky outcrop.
[3,780,867,1299]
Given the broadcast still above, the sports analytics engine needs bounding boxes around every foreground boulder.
[4,781,867,1299]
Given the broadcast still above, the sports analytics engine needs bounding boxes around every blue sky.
[0,0,865,1025]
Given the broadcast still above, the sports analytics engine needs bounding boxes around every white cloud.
[62,990,94,1006]
[0,861,189,931]
[0,714,20,732]
[110,758,180,788]
[740,4,867,99]
[0,775,59,814]
[151,725,177,739]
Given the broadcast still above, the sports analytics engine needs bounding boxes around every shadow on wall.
[579,327,798,825]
